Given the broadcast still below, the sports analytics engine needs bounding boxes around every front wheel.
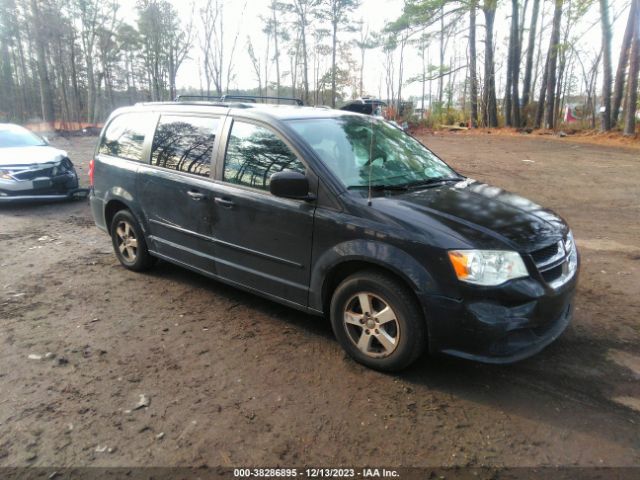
[110,210,155,271]
[330,271,427,371]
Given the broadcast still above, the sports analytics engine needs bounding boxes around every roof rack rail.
[174,95,222,102]
[221,95,303,106]
[174,94,303,106]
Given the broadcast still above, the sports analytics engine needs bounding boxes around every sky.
[117,0,630,102]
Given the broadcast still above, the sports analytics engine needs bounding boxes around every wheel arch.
[102,189,148,235]
[310,240,439,321]
[104,199,131,231]
[321,260,423,315]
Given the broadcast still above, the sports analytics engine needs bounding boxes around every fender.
[101,185,150,236]
[308,239,440,312]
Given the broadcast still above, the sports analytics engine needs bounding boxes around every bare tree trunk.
[331,19,337,107]
[599,0,613,131]
[505,24,513,127]
[558,53,575,124]
[358,22,369,97]
[291,0,313,105]
[612,0,638,125]
[554,26,570,126]
[438,7,445,107]
[544,0,563,129]
[591,62,599,128]
[0,41,16,119]
[469,0,479,127]
[522,0,540,121]
[531,4,546,103]
[397,30,407,115]
[70,33,82,122]
[482,0,498,127]
[510,0,522,127]
[263,30,270,96]
[534,53,549,127]
[14,27,29,121]
[518,0,529,59]
[29,0,55,125]
[421,40,426,120]
[359,47,365,97]
[623,3,639,135]
[272,1,281,97]
[292,31,301,99]
[301,23,309,104]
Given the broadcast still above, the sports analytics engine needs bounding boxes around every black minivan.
[90,99,579,371]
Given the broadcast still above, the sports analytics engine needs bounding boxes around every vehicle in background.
[341,98,410,131]
[0,123,87,203]
[340,97,387,117]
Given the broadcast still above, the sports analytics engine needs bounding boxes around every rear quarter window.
[98,112,153,162]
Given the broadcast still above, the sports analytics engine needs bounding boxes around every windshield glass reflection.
[288,116,455,188]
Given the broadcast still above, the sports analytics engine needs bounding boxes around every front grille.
[530,243,559,264]
[541,263,563,283]
[529,235,577,289]
[10,159,73,181]
[13,167,54,181]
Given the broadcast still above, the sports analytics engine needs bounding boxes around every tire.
[110,210,155,272]
[330,270,427,372]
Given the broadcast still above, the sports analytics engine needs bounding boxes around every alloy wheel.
[343,292,400,358]
[115,220,138,262]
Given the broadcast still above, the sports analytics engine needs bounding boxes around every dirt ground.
[0,132,639,468]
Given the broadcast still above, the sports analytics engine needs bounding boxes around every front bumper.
[424,270,578,364]
[0,163,88,203]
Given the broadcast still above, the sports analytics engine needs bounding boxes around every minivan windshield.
[288,116,458,189]
[0,126,47,148]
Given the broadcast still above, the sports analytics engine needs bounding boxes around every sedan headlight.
[448,249,529,286]
[0,169,15,180]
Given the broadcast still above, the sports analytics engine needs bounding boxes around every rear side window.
[150,116,219,177]
[223,120,305,191]
[98,113,151,161]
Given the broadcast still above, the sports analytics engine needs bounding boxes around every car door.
[209,117,317,306]
[137,113,224,274]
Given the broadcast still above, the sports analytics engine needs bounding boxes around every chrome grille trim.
[547,262,577,289]
[533,241,566,270]
[530,235,578,289]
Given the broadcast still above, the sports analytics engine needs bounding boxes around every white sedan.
[0,123,87,203]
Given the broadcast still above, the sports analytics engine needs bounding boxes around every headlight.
[0,169,15,180]
[448,249,529,286]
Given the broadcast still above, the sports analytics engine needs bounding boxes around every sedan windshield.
[0,127,47,148]
[288,116,457,188]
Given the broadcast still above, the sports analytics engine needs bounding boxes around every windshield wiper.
[347,184,409,191]
[347,176,464,192]
[404,176,464,189]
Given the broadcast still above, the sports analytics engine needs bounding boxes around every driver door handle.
[187,190,206,201]
[215,197,235,208]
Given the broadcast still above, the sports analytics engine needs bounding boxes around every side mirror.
[270,171,312,200]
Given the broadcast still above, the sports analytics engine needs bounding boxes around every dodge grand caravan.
[90,98,579,371]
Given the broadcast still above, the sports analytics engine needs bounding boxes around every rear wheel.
[330,270,426,371]
[110,210,155,271]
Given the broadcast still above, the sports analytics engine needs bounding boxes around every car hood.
[377,179,568,252]
[0,146,68,167]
